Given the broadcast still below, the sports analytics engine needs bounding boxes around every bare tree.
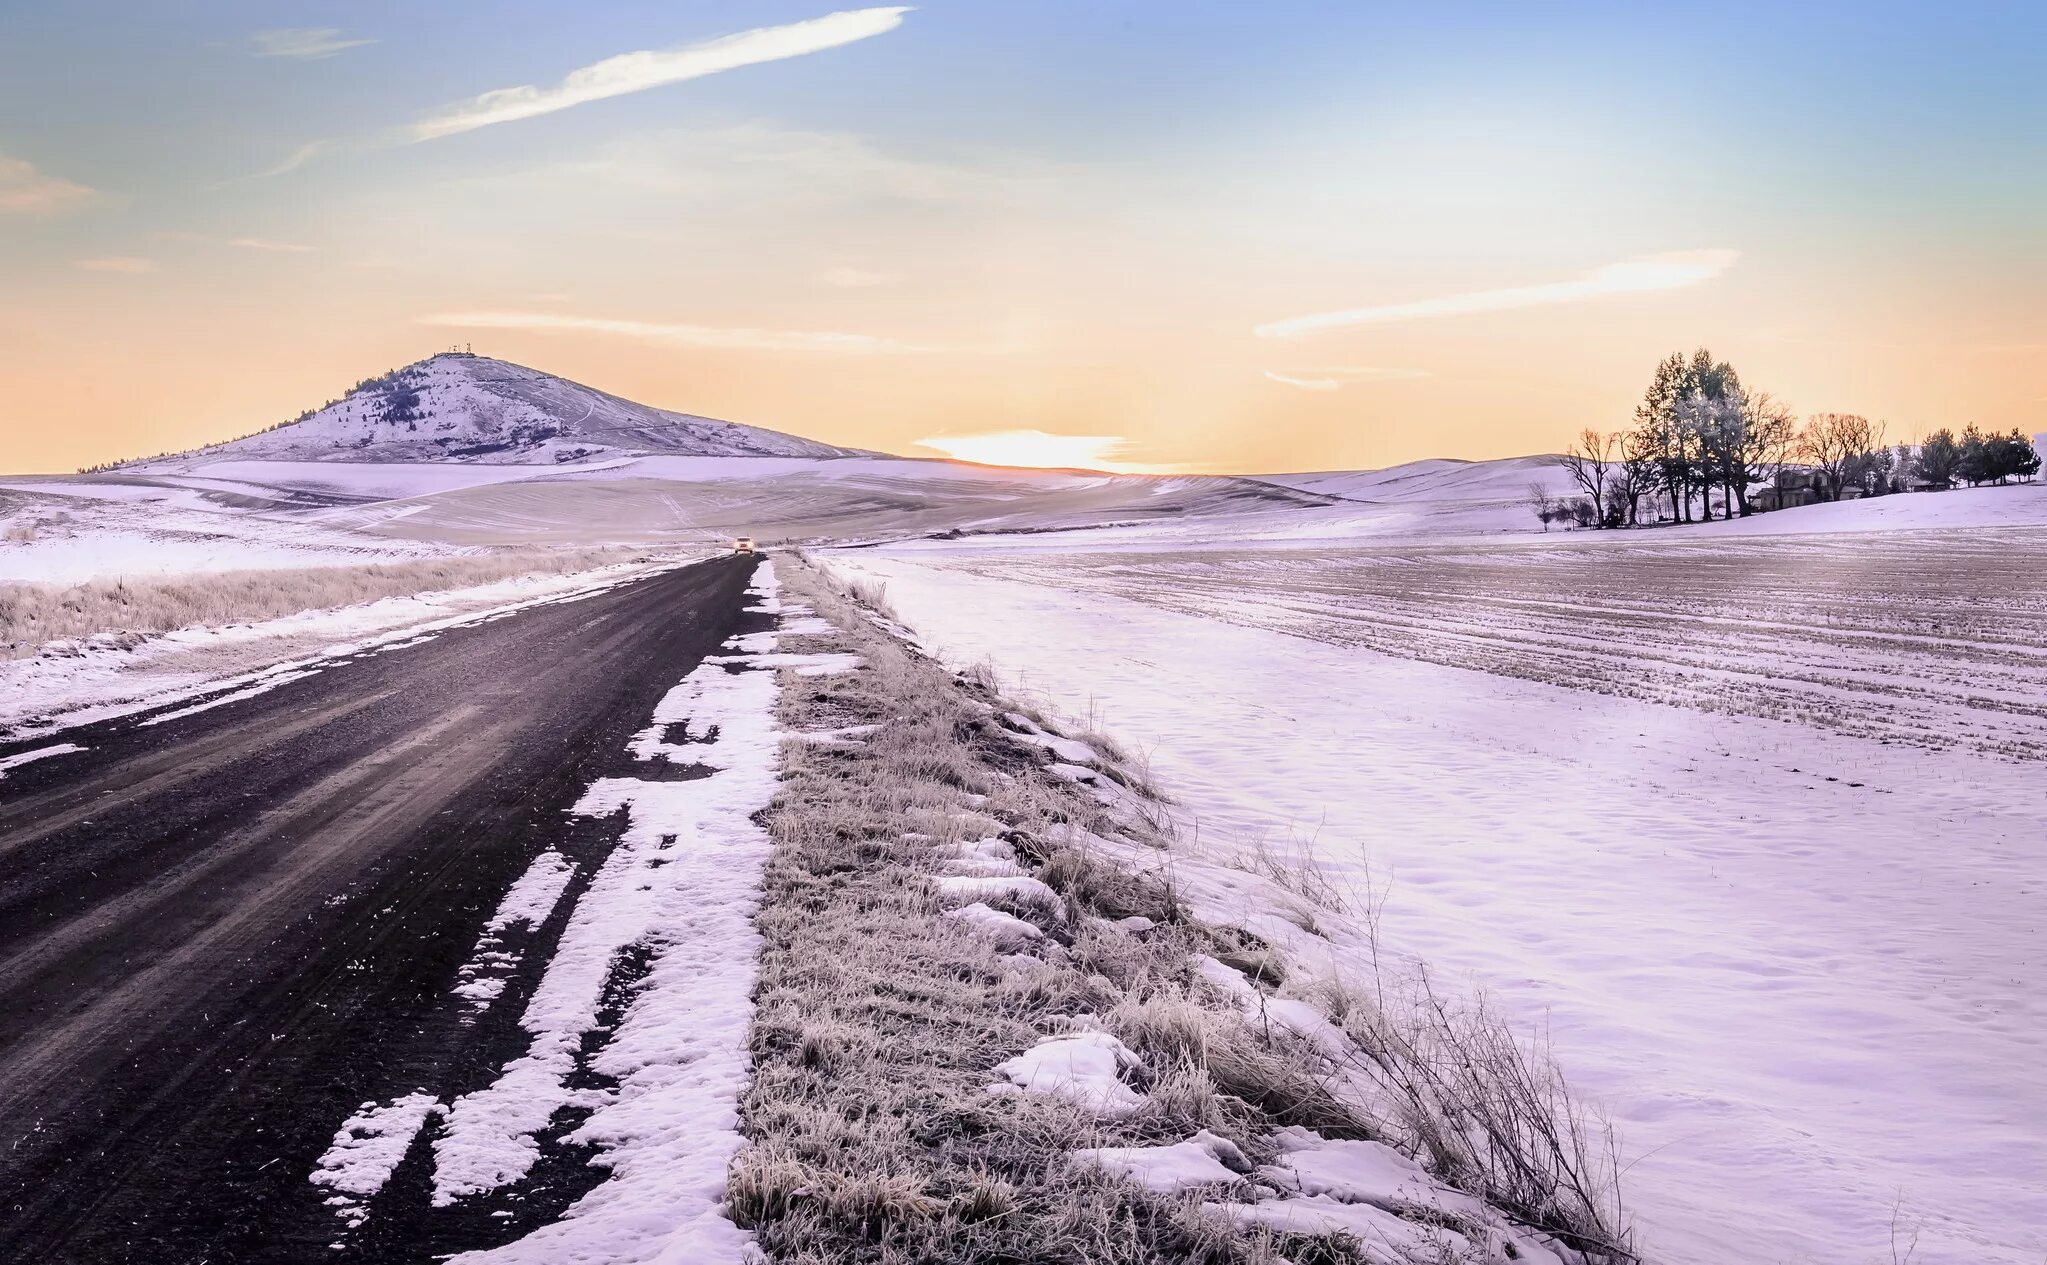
[1799,413,1882,501]
[1604,439,1645,527]
[1555,429,1618,528]
[1527,482,1558,532]
[1722,390,1795,516]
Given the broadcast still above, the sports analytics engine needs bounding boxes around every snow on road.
[452,852,577,1013]
[830,542,2047,1265]
[313,1094,449,1230]
[431,682,779,1209]
[136,667,323,726]
[304,562,794,1262]
[0,742,85,779]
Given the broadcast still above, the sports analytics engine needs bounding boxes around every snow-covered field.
[0,475,451,583]
[0,559,691,741]
[24,423,2039,586]
[12,385,2046,1263]
[875,519,2047,762]
[3,453,1330,575]
[829,513,2047,1265]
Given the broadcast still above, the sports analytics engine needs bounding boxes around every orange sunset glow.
[4,6,2041,475]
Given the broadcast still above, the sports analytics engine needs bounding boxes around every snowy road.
[0,555,766,1263]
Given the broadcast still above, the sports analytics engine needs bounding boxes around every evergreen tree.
[2008,430,2042,483]
[1632,349,1741,521]
[1956,425,1992,486]
[1977,428,2041,484]
[1911,428,1962,487]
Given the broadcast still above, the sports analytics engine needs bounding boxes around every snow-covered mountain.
[131,353,861,467]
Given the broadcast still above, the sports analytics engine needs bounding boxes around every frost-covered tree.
[1631,349,1743,522]
[1675,391,1735,520]
[1845,444,1895,497]
[1694,389,1794,518]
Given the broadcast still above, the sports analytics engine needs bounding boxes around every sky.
[2,1,2043,475]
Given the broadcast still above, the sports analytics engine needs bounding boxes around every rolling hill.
[8,345,2043,585]
[126,353,860,468]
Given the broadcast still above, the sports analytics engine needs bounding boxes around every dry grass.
[843,575,899,620]
[1320,971,1635,1261]
[739,556,1639,1264]
[740,560,1344,1265]
[0,547,653,658]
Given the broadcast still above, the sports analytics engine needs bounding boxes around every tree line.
[1530,349,2039,529]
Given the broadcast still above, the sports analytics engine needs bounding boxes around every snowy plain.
[829,506,2047,1265]
[0,558,694,741]
[11,395,2047,1264]
[0,473,450,583]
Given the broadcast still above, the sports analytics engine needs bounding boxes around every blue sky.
[3,2,2042,471]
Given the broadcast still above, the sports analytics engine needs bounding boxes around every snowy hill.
[1257,454,1572,503]
[129,353,861,468]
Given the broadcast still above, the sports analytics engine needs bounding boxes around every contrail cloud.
[1262,367,1428,391]
[412,7,912,142]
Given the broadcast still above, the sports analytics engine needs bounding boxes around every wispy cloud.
[0,155,95,214]
[75,256,157,273]
[1255,249,1741,339]
[915,430,1153,473]
[418,310,923,353]
[229,236,317,253]
[251,28,375,60]
[819,265,899,288]
[1263,366,1429,391]
[563,123,1045,208]
[412,7,911,142]
[251,140,331,180]
[152,230,318,254]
